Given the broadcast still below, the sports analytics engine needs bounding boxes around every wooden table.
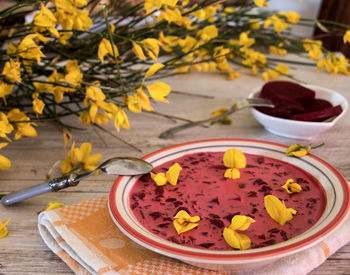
[1,62,349,274]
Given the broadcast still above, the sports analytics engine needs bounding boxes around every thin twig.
[171,90,215,99]
[91,124,108,147]
[80,81,121,92]
[159,98,274,139]
[146,110,209,126]
[92,123,142,152]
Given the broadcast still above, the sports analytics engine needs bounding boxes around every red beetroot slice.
[260,81,316,106]
[257,97,305,118]
[307,98,333,112]
[289,105,343,122]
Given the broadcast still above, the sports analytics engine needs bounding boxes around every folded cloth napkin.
[38,196,350,275]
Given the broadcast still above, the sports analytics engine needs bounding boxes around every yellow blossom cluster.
[60,142,102,174]
[264,11,300,34]
[302,39,350,74]
[286,143,324,157]
[0,109,37,169]
[0,0,349,182]
[35,60,82,104]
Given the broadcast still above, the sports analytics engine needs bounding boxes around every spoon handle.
[1,183,53,205]
[1,174,78,206]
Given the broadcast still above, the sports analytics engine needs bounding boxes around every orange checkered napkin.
[38,196,350,275]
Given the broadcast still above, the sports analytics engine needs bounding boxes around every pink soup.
[129,151,326,250]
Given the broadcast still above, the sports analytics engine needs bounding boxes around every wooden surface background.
[0,58,349,274]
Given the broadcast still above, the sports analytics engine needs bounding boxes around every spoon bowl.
[100,157,154,176]
[74,157,153,183]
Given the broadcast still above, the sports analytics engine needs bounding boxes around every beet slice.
[289,105,343,122]
[260,81,316,106]
[257,97,305,118]
[307,99,333,112]
[257,81,341,122]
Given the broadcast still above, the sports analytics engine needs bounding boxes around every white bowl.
[248,84,348,140]
[109,139,350,272]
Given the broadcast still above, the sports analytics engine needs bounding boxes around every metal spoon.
[1,157,153,206]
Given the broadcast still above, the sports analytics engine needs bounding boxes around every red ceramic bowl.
[109,139,349,271]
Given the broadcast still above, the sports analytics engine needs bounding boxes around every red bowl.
[109,139,349,271]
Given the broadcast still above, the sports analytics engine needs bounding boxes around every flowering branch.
[0,0,349,173]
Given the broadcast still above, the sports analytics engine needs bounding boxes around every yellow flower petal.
[145,63,165,79]
[0,218,10,238]
[1,59,21,82]
[132,42,146,60]
[211,107,232,124]
[142,38,160,60]
[84,154,102,171]
[264,195,297,225]
[137,87,153,111]
[223,227,252,250]
[174,210,192,222]
[224,168,240,179]
[254,0,269,7]
[127,93,142,113]
[98,38,119,63]
[45,200,65,211]
[79,142,92,162]
[197,25,218,41]
[32,97,45,114]
[282,179,302,194]
[114,109,130,131]
[16,123,37,139]
[79,110,91,126]
[229,215,255,231]
[60,157,72,174]
[146,81,171,102]
[33,3,57,28]
[150,172,167,186]
[275,64,289,75]
[343,30,350,43]
[62,128,72,149]
[166,162,182,185]
[60,142,102,174]
[286,11,300,24]
[223,148,246,169]
[286,144,313,157]
[0,143,9,150]
[0,154,11,170]
[173,210,200,234]
[211,107,228,117]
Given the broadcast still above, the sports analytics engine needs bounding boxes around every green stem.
[317,19,350,30]
[266,57,316,67]
[0,1,39,19]
[311,142,325,150]
[102,4,124,90]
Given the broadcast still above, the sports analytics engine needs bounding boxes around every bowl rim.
[109,138,350,264]
[248,84,348,125]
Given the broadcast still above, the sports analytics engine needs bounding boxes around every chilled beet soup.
[129,151,326,250]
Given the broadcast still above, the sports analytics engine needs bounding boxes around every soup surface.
[130,151,326,250]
